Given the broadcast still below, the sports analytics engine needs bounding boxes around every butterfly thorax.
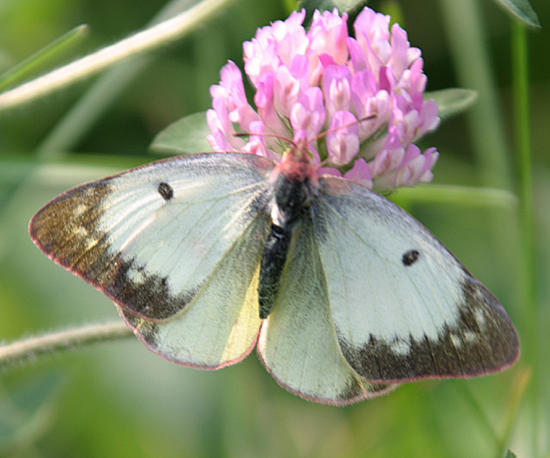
[258,154,317,319]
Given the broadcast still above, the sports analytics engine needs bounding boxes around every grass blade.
[0,0,232,111]
[493,0,540,27]
[0,25,89,93]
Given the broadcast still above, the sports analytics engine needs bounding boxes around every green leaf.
[150,111,212,154]
[504,450,517,458]
[493,0,540,27]
[0,25,89,93]
[425,88,477,120]
[297,0,367,26]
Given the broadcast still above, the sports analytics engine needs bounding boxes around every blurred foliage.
[0,0,549,457]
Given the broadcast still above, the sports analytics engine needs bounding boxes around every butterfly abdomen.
[258,224,292,318]
[258,157,316,318]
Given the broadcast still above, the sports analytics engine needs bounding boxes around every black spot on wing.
[337,276,519,382]
[402,249,420,266]
[30,178,200,321]
[101,188,271,321]
[158,182,173,200]
[30,153,277,325]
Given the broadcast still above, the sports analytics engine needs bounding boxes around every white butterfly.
[30,150,519,405]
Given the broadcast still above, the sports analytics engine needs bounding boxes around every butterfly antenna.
[234,131,298,149]
[316,113,377,140]
[234,114,376,162]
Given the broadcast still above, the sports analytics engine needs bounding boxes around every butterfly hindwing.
[257,215,395,404]
[30,153,274,322]
[312,176,519,382]
[120,210,269,368]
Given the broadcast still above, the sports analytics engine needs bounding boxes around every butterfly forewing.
[258,215,395,404]
[30,153,274,322]
[312,176,519,382]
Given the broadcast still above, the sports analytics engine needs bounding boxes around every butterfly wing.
[120,212,267,368]
[30,153,274,368]
[311,176,519,383]
[257,214,395,404]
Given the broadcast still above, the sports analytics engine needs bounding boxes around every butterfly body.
[30,152,519,404]
[259,149,316,319]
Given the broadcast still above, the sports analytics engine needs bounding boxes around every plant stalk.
[0,322,132,367]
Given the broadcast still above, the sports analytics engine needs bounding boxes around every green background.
[0,0,548,456]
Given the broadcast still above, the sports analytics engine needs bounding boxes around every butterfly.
[29,147,519,405]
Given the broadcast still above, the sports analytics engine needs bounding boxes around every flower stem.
[0,322,132,368]
[511,19,537,456]
[0,0,232,110]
